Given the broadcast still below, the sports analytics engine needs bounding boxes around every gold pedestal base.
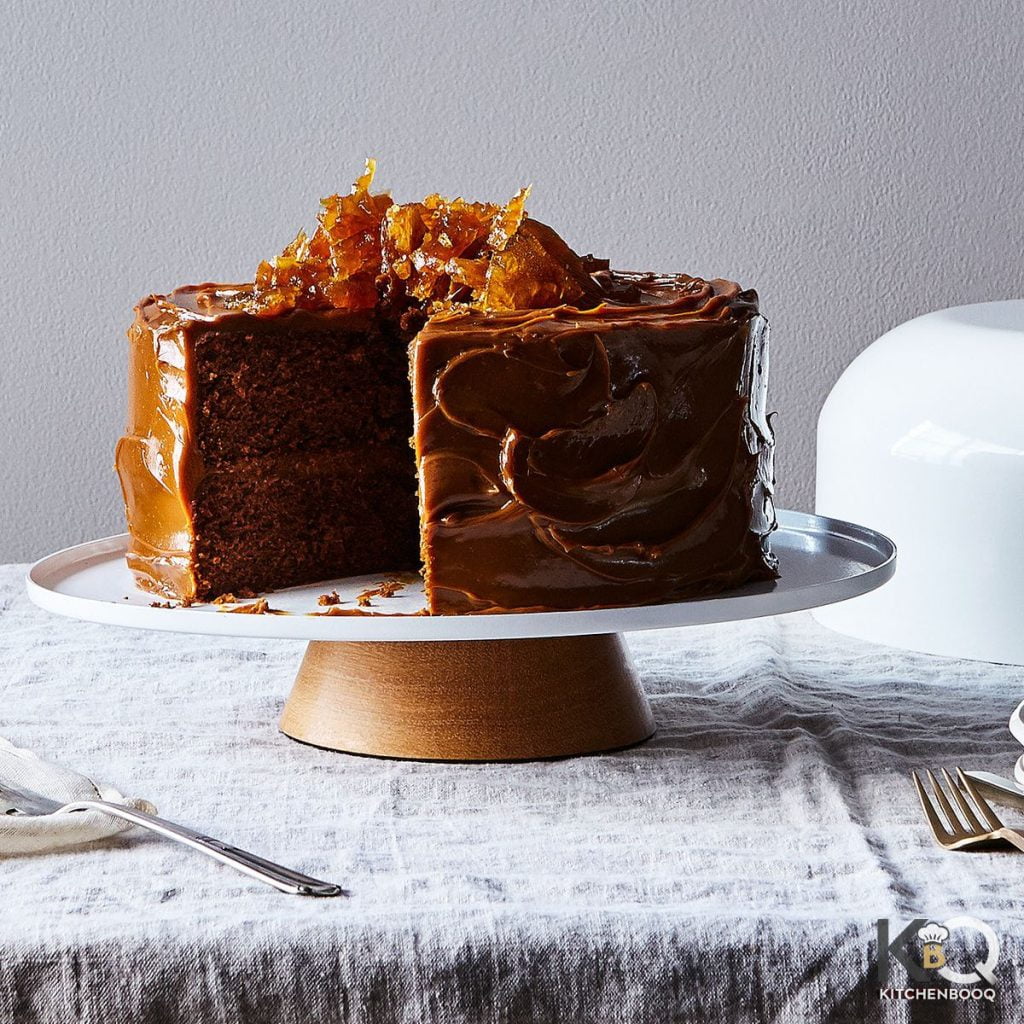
[279,634,654,761]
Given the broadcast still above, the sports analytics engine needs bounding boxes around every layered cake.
[116,164,777,613]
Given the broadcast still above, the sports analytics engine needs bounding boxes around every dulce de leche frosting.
[413,272,777,612]
[116,164,777,610]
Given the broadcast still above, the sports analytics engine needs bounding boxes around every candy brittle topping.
[247,164,604,317]
[249,161,393,314]
[381,187,530,310]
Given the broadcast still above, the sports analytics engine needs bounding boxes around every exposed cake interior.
[116,163,776,609]
[190,306,417,596]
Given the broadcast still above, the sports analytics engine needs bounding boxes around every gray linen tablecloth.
[2,561,1023,1023]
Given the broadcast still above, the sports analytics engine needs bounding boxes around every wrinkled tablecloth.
[1,562,1022,1023]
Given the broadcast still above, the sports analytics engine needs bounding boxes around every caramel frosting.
[413,274,776,612]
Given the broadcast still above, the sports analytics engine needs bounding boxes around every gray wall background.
[2,0,1022,562]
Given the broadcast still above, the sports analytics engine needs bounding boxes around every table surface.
[2,561,1023,1024]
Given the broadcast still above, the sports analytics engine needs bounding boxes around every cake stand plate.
[26,510,894,761]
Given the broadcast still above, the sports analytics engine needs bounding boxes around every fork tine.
[926,769,965,836]
[912,771,951,841]
[957,768,1004,830]
[942,768,983,833]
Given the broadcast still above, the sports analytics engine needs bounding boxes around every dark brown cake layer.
[193,312,410,463]
[412,275,776,613]
[192,448,418,598]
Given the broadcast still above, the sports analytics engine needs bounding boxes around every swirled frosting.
[413,274,777,612]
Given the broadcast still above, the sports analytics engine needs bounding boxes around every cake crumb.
[222,598,286,615]
[212,593,240,605]
[356,579,406,607]
[150,600,174,609]
[317,590,343,606]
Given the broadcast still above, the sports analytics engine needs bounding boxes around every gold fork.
[912,767,1024,852]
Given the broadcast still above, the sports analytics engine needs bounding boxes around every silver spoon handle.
[63,800,344,896]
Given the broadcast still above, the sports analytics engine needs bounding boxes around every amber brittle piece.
[381,188,531,310]
[479,219,606,312]
[249,160,394,314]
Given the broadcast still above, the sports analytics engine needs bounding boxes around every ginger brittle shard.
[479,218,606,313]
[381,186,532,311]
[249,160,394,314]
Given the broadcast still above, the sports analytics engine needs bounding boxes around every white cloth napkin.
[0,737,156,855]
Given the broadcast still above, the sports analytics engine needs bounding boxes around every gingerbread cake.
[116,164,777,613]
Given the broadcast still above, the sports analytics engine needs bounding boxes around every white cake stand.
[26,510,894,761]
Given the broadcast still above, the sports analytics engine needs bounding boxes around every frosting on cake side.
[413,274,777,612]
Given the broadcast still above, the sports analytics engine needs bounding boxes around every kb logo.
[877,916,999,995]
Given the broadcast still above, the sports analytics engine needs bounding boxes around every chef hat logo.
[918,923,949,945]
[918,922,949,970]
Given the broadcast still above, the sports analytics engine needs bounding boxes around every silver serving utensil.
[0,780,345,897]
[962,770,1024,812]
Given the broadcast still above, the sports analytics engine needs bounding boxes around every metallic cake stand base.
[26,510,894,762]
